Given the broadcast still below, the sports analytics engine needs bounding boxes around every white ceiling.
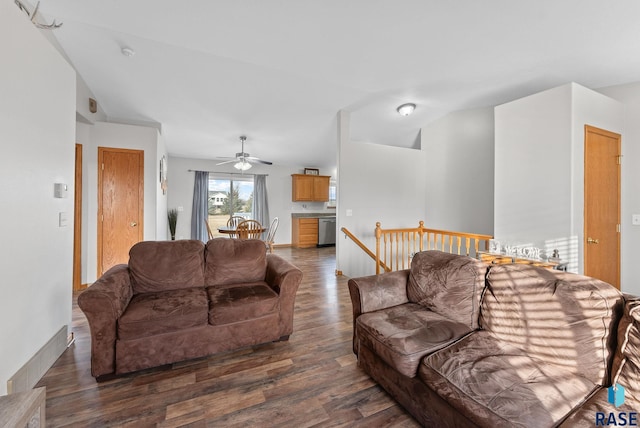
[36,0,640,168]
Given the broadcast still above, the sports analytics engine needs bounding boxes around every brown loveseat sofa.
[79,238,303,379]
[348,250,639,427]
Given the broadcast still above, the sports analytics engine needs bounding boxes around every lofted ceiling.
[35,0,640,168]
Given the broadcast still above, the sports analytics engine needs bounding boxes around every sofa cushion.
[205,239,267,286]
[482,264,623,385]
[356,303,472,378]
[118,287,208,340]
[559,387,639,427]
[611,298,640,403]
[419,331,599,427]
[207,282,278,325]
[407,250,487,330]
[129,240,205,294]
[561,299,640,427]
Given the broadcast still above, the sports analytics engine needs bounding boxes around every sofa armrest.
[265,254,303,338]
[77,264,133,377]
[348,270,410,355]
[348,269,410,317]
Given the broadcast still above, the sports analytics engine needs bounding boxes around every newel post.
[418,220,425,252]
[375,222,382,275]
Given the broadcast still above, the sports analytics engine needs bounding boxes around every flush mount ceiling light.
[121,47,136,57]
[396,103,416,116]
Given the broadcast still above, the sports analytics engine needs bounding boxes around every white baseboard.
[7,325,68,394]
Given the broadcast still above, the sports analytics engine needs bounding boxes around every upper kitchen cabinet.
[292,174,330,202]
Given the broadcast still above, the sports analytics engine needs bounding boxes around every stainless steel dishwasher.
[317,217,336,247]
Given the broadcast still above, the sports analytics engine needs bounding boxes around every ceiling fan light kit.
[234,160,252,170]
[216,136,273,170]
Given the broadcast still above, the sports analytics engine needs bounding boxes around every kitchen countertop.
[291,213,336,218]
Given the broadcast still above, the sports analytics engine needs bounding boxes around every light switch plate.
[632,214,640,226]
[59,212,68,227]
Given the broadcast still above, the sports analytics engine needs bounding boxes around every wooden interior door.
[584,125,620,289]
[98,147,144,276]
[73,144,83,291]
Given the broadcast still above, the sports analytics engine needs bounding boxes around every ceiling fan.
[215,136,273,171]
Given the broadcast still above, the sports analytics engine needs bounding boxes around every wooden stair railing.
[341,227,390,273]
[342,221,493,275]
[375,221,493,274]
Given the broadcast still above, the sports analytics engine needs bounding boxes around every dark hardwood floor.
[37,246,419,427]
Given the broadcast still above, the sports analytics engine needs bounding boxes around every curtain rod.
[188,169,268,177]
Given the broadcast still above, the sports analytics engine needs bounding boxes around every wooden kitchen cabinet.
[292,217,319,248]
[292,174,330,202]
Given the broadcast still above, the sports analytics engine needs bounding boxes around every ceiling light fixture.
[121,47,136,57]
[234,160,252,171]
[396,103,416,116]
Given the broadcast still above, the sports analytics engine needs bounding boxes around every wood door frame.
[583,124,621,288]
[73,143,83,291]
[97,147,144,276]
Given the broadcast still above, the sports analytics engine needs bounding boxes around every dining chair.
[264,217,279,253]
[204,219,214,240]
[227,216,245,228]
[226,216,245,238]
[236,219,263,240]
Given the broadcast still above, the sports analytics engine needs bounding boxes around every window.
[328,179,337,207]
[207,176,254,237]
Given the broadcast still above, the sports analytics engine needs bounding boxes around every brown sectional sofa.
[79,238,303,379]
[348,250,639,427]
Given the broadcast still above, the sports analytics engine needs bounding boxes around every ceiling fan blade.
[214,136,273,167]
[244,156,272,165]
[253,159,273,165]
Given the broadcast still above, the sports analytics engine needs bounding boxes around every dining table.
[217,225,267,236]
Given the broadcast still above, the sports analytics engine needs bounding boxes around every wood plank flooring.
[36,246,419,427]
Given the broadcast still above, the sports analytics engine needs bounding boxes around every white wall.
[0,2,76,395]
[597,82,640,295]
[167,157,336,245]
[495,82,623,276]
[337,111,428,278]
[422,107,495,235]
[75,74,107,125]
[495,84,574,263]
[81,121,166,283]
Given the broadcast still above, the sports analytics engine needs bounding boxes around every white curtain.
[252,174,269,237]
[191,170,209,242]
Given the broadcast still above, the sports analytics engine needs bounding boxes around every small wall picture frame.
[89,98,97,114]
[304,168,319,175]
[159,156,168,195]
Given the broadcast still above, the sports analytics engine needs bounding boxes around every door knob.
[587,237,599,244]
[130,222,138,227]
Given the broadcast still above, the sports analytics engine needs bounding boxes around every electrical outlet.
[633,214,640,226]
